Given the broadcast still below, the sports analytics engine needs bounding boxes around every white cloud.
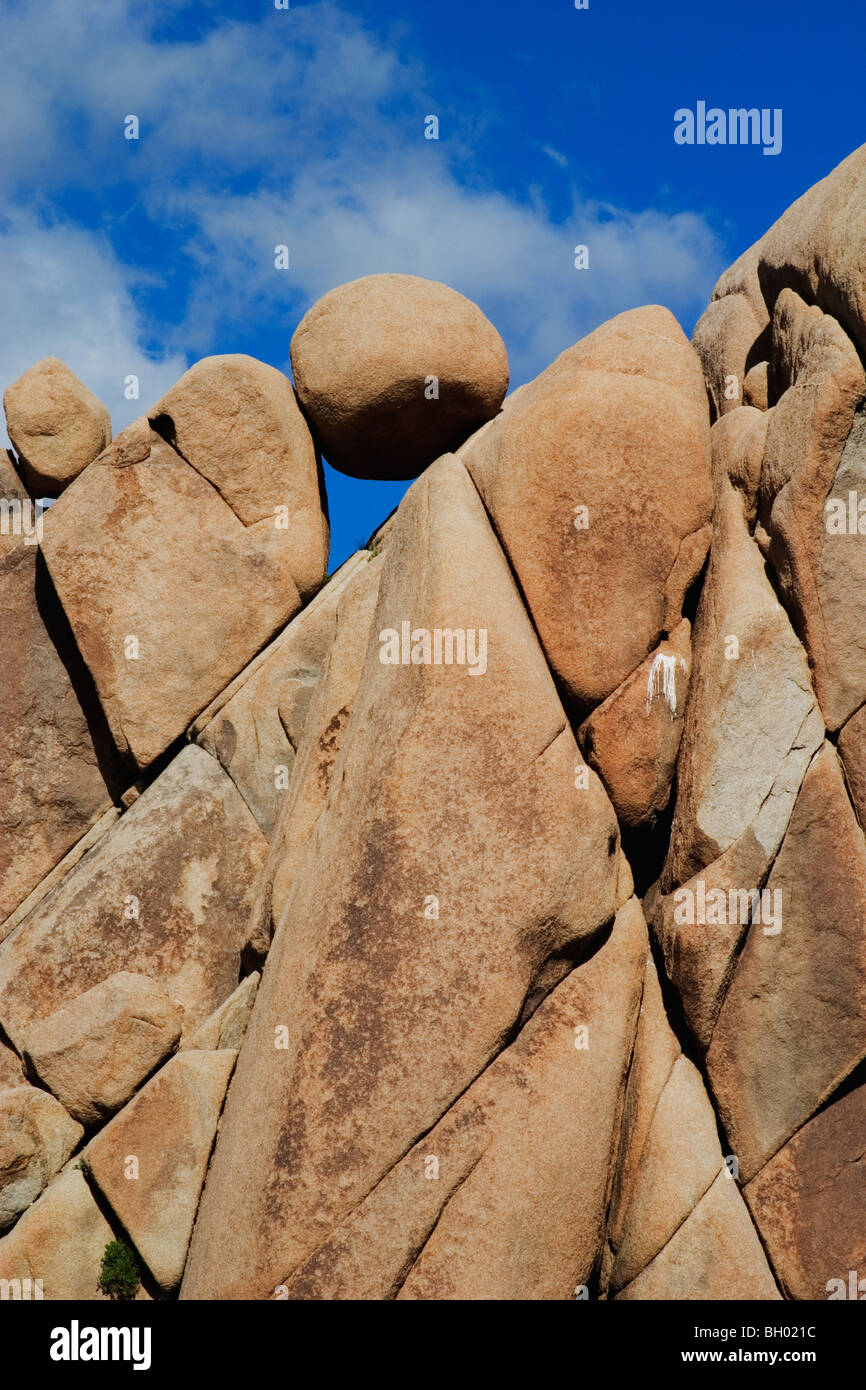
[176,168,723,387]
[0,213,187,445]
[0,0,725,430]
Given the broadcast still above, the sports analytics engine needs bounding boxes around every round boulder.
[290,274,509,480]
[3,357,111,495]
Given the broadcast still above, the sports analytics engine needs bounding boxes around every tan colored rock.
[194,551,368,837]
[247,550,385,960]
[745,1080,866,1301]
[0,451,31,555]
[759,291,866,730]
[462,306,712,714]
[0,1040,25,1090]
[22,972,182,1126]
[182,973,259,1052]
[665,479,823,890]
[710,405,769,525]
[499,302,710,413]
[148,354,327,600]
[838,701,866,830]
[758,142,866,359]
[578,621,690,828]
[397,898,646,1301]
[604,956,679,1283]
[707,743,866,1181]
[0,1086,83,1229]
[0,542,123,930]
[0,1164,149,1300]
[3,357,111,495]
[615,1170,779,1300]
[692,292,763,421]
[86,1049,234,1292]
[290,274,508,480]
[711,238,770,331]
[610,1056,724,1291]
[0,744,267,1051]
[603,952,769,1297]
[203,898,646,1301]
[743,361,769,411]
[654,479,823,1047]
[0,808,119,947]
[651,841,764,1052]
[182,453,621,1299]
[40,418,314,770]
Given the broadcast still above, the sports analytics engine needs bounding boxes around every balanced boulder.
[290,274,508,479]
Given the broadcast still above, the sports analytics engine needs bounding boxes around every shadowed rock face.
[0,543,124,932]
[3,144,866,1303]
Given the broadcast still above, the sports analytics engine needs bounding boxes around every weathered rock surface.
[707,743,866,1181]
[0,542,122,931]
[602,952,778,1298]
[743,360,769,411]
[0,451,31,555]
[291,274,509,480]
[86,1050,235,1292]
[462,305,712,715]
[0,744,267,1050]
[710,404,769,525]
[0,1085,83,1229]
[193,551,368,837]
[578,621,690,828]
[692,292,763,421]
[22,972,182,1126]
[711,238,770,334]
[837,700,866,831]
[40,418,318,769]
[615,1170,780,1300]
[3,357,111,496]
[193,898,645,1300]
[652,478,823,1046]
[745,1080,866,1301]
[182,452,620,1299]
[148,354,328,601]
[0,1164,149,1300]
[758,143,866,359]
[247,550,385,961]
[182,973,259,1052]
[0,1040,25,1090]
[5,147,866,1303]
[759,290,866,730]
[664,477,823,889]
[610,1056,726,1291]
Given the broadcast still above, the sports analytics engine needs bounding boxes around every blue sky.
[1,0,862,566]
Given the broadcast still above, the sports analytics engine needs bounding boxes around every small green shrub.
[97,1239,140,1301]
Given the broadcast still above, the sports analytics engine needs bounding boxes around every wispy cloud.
[0,0,725,440]
[0,212,187,444]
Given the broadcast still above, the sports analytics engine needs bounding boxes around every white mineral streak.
[645,652,686,716]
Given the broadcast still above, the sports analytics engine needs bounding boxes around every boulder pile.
[1,149,865,1301]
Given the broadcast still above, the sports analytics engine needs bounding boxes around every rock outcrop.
[2,143,865,1303]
